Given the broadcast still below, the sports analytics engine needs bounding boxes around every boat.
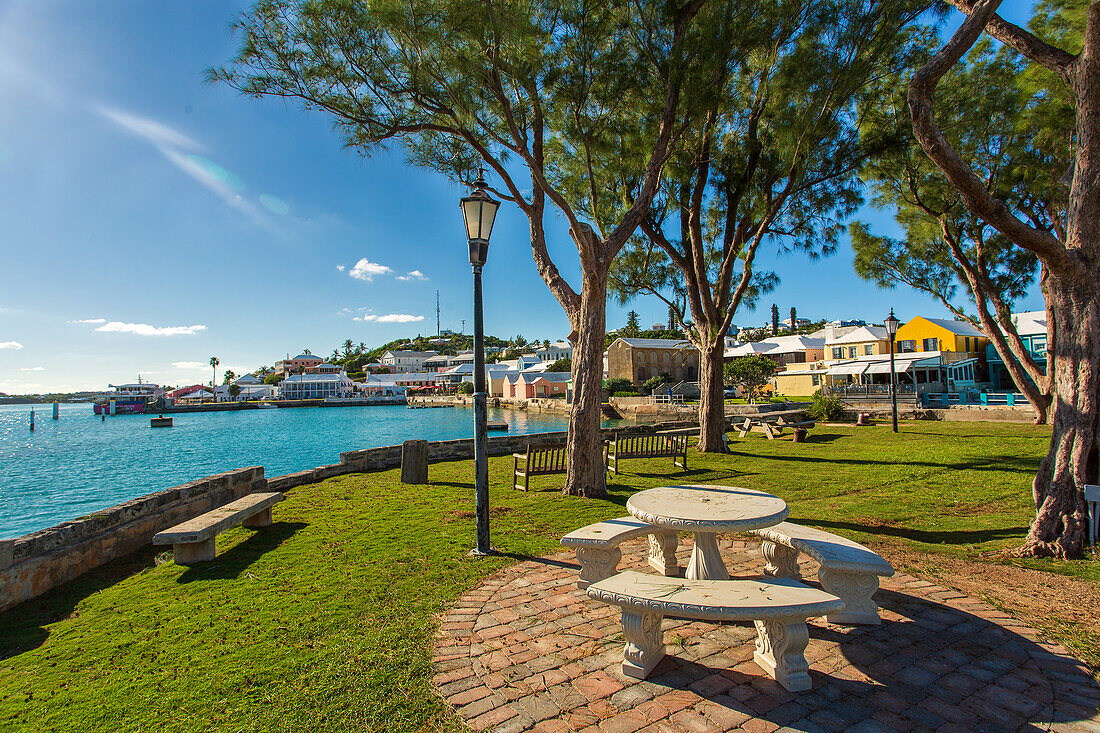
[93,379,164,415]
[255,402,279,409]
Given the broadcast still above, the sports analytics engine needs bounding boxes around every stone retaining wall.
[0,466,265,612]
[0,425,701,612]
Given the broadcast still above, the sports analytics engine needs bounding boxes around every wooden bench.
[737,412,816,440]
[587,571,843,691]
[1086,484,1100,549]
[153,492,285,565]
[605,433,687,474]
[749,521,894,625]
[513,443,569,491]
[560,517,679,588]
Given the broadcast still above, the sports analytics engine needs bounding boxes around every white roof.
[234,374,264,385]
[383,350,439,358]
[1012,311,1046,337]
[617,338,693,349]
[725,334,824,358]
[283,373,348,383]
[828,326,889,345]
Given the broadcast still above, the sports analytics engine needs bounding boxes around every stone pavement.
[432,536,1100,732]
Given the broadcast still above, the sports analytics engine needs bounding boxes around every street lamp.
[884,309,900,433]
[460,172,500,555]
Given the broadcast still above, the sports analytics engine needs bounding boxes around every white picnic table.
[626,484,788,580]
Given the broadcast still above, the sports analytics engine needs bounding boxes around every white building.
[535,341,573,362]
[379,350,439,373]
[279,371,354,400]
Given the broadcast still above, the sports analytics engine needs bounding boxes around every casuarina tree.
[607,0,934,451]
[211,0,731,498]
[853,39,1058,423]
[907,0,1093,557]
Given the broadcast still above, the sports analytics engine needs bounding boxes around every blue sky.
[0,0,1040,393]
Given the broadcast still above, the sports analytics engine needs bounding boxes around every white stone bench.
[153,492,285,565]
[560,517,678,589]
[587,571,843,691]
[749,521,894,625]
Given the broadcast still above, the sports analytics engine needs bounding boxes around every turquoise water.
[0,402,601,539]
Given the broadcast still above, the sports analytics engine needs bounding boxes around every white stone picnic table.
[626,484,788,581]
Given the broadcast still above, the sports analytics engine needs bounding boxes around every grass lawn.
[1,420,1096,732]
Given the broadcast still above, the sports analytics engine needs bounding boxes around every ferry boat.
[93,380,165,415]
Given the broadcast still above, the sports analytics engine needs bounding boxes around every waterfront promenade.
[1,421,1097,732]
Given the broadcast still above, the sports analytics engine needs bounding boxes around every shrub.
[612,391,639,397]
[604,377,635,394]
[643,373,671,392]
[546,358,571,372]
[458,382,474,395]
[807,390,844,421]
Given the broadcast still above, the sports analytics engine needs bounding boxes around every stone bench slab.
[587,571,843,691]
[561,518,679,588]
[750,521,893,576]
[153,492,285,545]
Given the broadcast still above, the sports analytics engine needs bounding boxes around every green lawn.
[0,420,1094,732]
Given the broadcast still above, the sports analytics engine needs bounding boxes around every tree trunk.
[564,275,609,498]
[1017,276,1098,558]
[697,341,727,452]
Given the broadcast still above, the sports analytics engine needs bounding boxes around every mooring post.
[52,402,59,420]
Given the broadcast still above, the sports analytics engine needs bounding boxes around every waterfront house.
[506,371,572,399]
[275,352,323,376]
[893,316,988,386]
[535,341,573,362]
[279,371,354,400]
[380,350,439,373]
[606,337,699,386]
[423,354,454,372]
[985,310,1048,391]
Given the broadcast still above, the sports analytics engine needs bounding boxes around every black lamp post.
[884,309,900,433]
[460,173,500,555]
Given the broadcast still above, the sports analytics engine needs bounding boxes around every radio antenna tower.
[436,290,441,337]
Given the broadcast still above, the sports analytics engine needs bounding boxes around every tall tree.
[623,310,642,337]
[212,0,731,497]
[222,369,237,385]
[853,40,1057,423]
[790,306,797,331]
[771,304,780,336]
[906,0,1092,557]
[209,356,220,390]
[608,0,933,451]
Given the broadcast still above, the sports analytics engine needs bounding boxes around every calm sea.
[0,402,610,539]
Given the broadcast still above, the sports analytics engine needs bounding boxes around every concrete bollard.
[401,440,429,484]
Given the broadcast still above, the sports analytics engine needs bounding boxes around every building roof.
[382,350,439,358]
[291,353,322,361]
[725,334,824,358]
[527,372,572,383]
[282,373,349,383]
[919,317,986,337]
[828,325,889,345]
[1011,311,1047,337]
[234,374,264,384]
[616,338,693,349]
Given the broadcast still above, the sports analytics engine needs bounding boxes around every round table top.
[626,484,788,532]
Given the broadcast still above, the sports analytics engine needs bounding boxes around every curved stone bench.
[561,517,678,589]
[749,521,894,625]
[587,571,843,691]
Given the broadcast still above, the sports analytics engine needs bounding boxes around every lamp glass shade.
[884,310,900,338]
[460,191,500,245]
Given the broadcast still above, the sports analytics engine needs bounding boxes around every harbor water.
[0,402,615,539]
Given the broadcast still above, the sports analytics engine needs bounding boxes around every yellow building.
[893,316,987,358]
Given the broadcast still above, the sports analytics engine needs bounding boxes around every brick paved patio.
[432,536,1100,732]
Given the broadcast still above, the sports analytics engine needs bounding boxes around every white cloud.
[0,341,22,349]
[95,322,206,337]
[348,258,392,281]
[354,313,425,323]
[20,366,44,371]
[396,270,428,282]
[336,264,346,272]
[68,318,106,324]
[172,361,207,370]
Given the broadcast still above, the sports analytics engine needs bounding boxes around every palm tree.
[209,356,220,401]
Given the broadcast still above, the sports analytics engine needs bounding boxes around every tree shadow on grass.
[792,517,1028,546]
[0,545,160,661]
[176,521,306,584]
[725,449,1039,475]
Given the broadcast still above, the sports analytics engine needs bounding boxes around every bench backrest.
[613,434,685,457]
[1086,484,1100,546]
[526,443,567,474]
